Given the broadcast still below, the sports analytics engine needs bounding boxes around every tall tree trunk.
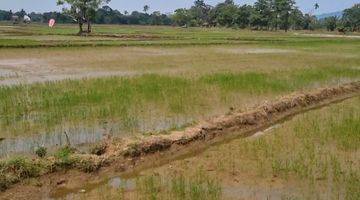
[78,22,83,35]
[284,14,289,32]
[87,20,92,33]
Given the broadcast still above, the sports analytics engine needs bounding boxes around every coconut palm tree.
[314,3,319,10]
[143,5,150,14]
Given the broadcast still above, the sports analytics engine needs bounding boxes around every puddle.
[249,124,281,139]
[51,176,136,199]
[0,116,195,158]
[0,58,47,68]
[0,68,18,78]
[0,126,107,158]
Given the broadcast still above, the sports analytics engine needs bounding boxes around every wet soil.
[0,82,359,199]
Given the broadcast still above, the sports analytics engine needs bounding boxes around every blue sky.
[1,0,359,14]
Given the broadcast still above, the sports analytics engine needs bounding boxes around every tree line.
[173,0,360,32]
[0,7,172,27]
[0,0,359,34]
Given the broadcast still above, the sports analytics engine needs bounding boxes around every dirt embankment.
[110,81,360,159]
[51,81,360,173]
[1,81,360,194]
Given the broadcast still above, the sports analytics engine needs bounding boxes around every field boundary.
[1,81,359,193]
[114,81,360,159]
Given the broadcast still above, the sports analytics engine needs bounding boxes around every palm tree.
[314,3,319,10]
[143,5,150,14]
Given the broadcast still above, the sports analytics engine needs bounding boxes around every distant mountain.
[316,11,343,20]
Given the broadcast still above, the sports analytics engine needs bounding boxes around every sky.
[1,0,359,15]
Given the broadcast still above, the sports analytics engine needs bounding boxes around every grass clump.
[136,170,221,200]
[0,156,42,191]
[35,146,47,158]
[4,157,41,179]
[54,146,76,169]
[77,159,101,173]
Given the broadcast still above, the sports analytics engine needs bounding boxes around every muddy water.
[47,96,358,200]
[0,126,105,158]
[0,116,195,158]
[44,124,294,200]
[51,176,136,199]
[49,125,283,200]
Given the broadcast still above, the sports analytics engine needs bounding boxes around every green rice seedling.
[171,175,186,199]
[345,170,360,200]
[54,146,76,169]
[135,169,221,200]
[136,175,161,200]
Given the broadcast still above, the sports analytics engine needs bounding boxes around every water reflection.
[0,116,194,158]
[0,126,105,158]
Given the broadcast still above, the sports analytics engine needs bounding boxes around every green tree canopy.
[57,0,111,34]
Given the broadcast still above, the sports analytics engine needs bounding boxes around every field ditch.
[0,81,359,198]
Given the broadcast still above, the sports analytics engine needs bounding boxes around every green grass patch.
[0,66,359,137]
[233,97,360,199]
[135,170,221,200]
[0,38,40,47]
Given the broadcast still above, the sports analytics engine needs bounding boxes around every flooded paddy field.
[0,24,359,199]
[1,95,359,200]
[55,96,360,200]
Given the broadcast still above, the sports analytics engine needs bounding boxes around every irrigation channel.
[52,92,360,199]
[0,81,359,199]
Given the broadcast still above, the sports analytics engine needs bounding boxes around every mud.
[0,57,140,86]
[0,81,359,198]
[0,47,187,86]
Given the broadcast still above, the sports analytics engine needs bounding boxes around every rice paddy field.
[52,97,360,200]
[0,23,359,199]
